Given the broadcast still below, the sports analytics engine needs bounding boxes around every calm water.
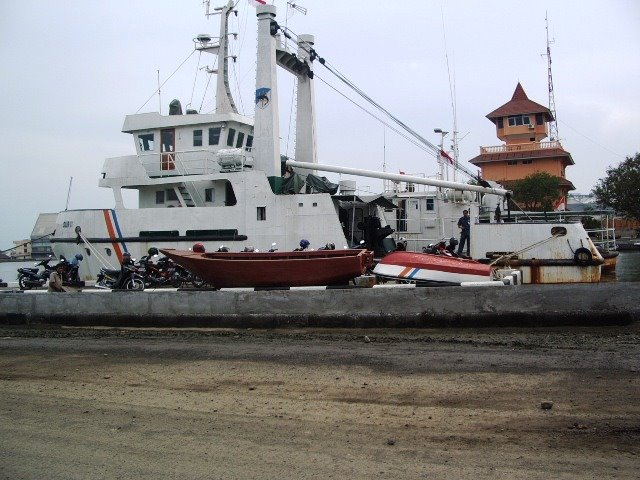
[2,252,640,283]
[0,260,36,282]
[601,250,640,283]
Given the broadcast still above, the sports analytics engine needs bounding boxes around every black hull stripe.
[51,235,248,244]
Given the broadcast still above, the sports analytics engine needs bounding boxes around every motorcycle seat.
[101,268,122,276]
[20,268,40,273]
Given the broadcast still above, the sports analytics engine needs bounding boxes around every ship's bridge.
[121,108,254,178]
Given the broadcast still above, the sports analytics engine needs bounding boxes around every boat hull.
[373,251,492,285]
[600,251,619,273]
[160,248,374,288]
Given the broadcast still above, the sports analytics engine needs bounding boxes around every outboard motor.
[361,216,394,256]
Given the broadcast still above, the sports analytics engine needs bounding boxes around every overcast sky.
[1,0,638,252]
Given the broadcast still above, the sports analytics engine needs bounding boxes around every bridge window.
[209,127,221,145]
[226,128,236,146]
[508,115,530,127]
[156,191,165,204]
[205,188,215,203]
[257,206,266,221]
[246,135,254,149]
[193,129,203,147]
[236,132,245,148]
[138,133,154,151]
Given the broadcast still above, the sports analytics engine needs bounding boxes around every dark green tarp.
[305,174,339,195]
[281,173,306,194]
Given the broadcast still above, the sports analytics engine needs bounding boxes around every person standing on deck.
[456,210,471,257]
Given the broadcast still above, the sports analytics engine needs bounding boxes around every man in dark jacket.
[456,210,471,257]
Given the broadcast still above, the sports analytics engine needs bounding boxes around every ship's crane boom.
[286,160,510,197]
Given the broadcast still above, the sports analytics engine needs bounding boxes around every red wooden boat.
[373,251,492,285]
[160,248,374,288]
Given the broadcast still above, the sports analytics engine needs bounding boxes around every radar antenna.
[287,2,307,15]
[543,13,559,141]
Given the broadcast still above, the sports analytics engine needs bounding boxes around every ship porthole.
[551,226,567,237]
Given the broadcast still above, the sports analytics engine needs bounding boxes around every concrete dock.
[1,282,638,328]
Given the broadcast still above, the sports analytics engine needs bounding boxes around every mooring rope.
[76,231,117,270]
[489,232,565,267]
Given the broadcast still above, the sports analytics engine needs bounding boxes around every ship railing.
[387,214,462,248]
[586,226,617,251]
[382,173,443,195]
[480,140,563,154]
[140,150,218,178]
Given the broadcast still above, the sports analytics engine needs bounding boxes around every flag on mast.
[249,0,267,6]
[440,149,454,165]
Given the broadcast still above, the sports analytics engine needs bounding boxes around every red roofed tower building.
[469,83,574,210]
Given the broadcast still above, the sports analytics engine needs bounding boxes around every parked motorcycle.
[172,263,206,288]
[17,258,55,290]
[96,262,145,290]
[137,248,180,288]
[58,253,83,286]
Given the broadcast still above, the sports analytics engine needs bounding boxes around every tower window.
[497,118,504,129]
[507,160,518,165]
[508,115,530,127]
[522,159,533,165]
[536,113,544,125]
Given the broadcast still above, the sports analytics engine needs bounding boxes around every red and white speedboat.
[373,251,492,285]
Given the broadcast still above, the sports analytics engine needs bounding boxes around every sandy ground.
[0,325,639,480]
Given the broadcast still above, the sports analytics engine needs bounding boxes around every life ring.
[573,247,593,266]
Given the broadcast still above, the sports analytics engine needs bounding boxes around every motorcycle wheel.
[170,274,184,288]
[125,277,145,291]
[18,275,32,290]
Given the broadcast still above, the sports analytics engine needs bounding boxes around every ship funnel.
[169,99,183,115]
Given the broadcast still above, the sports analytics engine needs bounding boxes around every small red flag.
[440,149,454,165]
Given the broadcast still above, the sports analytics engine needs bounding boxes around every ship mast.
[544,13,559,141]
[200,0,238,114]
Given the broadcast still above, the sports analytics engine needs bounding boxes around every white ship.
[51,2,398,278]
[51,1,603,284]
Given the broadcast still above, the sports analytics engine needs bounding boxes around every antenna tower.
[544,13,559,141]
